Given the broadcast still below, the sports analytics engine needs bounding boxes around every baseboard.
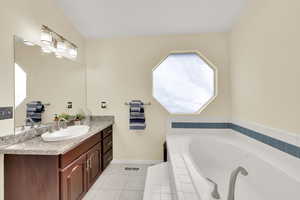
[111,159,163,165]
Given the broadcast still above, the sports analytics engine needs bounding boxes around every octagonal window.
[153,52,217,114]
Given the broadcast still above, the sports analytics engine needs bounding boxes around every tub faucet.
[227,166,248,200]
[206,178,221,199]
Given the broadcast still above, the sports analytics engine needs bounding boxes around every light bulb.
[56,41,67,53]
[41,30,52,45]
[41,46,51,53]
[69,47,78,58]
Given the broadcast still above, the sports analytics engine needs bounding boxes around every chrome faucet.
[227,166,248,200]
[206,178,221,199]
[58,118,68,129]
[47,126,53,133]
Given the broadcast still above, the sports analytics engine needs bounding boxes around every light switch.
[0,107,13,120]
[67,102,73,109]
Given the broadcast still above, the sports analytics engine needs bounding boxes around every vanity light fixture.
[40,25,78,60]
[23,40,35,46]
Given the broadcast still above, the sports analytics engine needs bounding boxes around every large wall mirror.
[14,36,86,135]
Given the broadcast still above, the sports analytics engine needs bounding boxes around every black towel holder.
[44,103,51,107]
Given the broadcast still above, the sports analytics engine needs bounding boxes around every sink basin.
[42,125,90,142]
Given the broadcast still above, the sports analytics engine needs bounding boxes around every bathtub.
[167,132,300,200]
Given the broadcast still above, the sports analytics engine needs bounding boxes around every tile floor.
[83,164,150,200]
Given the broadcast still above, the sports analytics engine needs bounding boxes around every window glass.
[153,53,216,114]
[15,63,27,107]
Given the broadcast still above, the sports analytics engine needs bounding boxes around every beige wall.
[230,0,300,133]
[0,0,86,199]
[86,34,231,161]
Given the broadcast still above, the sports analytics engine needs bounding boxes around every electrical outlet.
[0,107,13,120]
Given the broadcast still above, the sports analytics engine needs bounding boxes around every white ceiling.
[56,0,247,39]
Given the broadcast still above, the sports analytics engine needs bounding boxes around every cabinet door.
[87,143,102,188]
[61,154,87,200]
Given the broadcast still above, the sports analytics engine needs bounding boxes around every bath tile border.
[229,123,300,159]
[171,122,300,159]
[172,122,229,129]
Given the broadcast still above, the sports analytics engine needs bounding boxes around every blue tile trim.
[171,122,300,159]
[228,123,300,158]
[171,122,230,129]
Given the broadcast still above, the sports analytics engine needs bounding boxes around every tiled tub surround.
[164,133,300,200]
[144,137,208,200]
[0,116,114,155]
[143,162,175,200]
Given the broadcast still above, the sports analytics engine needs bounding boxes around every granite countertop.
[0,117,114,155]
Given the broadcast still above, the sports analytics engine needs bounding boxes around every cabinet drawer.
[103,135,112,154]
[60,132,101,169]
[102,126,112,139]
[102,149,113,170]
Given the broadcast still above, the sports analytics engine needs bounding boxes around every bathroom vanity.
[3,123,113,200]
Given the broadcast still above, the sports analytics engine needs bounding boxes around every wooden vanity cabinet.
[4,125,113,200]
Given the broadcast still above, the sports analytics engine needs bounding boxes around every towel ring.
[124,102,151,106]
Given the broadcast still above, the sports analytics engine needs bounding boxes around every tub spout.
[227,166,248,200]
[206,178,221,199]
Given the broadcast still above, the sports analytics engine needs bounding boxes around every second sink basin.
[42,125,90,142]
